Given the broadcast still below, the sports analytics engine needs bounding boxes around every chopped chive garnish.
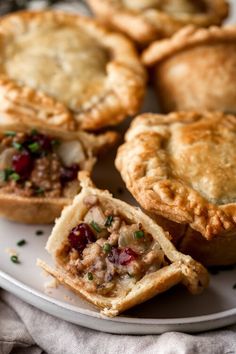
[36,230,44,236]
[51,139,60,147]
[11,255,20,264]
[10,173,20,182]
[5,131,16,137]
[12,142,22,150]
[87,272,93,281]
[31,129,38,135]
[103,243,111,253]
[0,169,14,182]
[28,142,40,153]
[90,221,102,233]
[105,215,113,227]
[134,230,144,239]
[17,239,26,247]
[35,187,44,195]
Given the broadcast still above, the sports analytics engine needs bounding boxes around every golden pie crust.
[142,25,236,113]
[38,172,209,317]
[0,11,146,131]
[87,0,229,45]
[0,119,118,224]
[115,112,236,240]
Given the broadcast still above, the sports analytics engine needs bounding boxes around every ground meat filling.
[0,130,83,198]
[59,196,168,296]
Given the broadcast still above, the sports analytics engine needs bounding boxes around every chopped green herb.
[90,221,102,233]
[12,142,22,150]
[36,230,44,236]
[31,129,38,135]
[105,215,113,227]
[5,131,16,137]
[134,230,144,239]
[10,173,20,182]
[87,272,93,281]
[17,239,26,247]
[0,169,14,182]
[35,187,45,195]
[103,243,111,253]
[28,142,40,153]
[11,255,20,264]
[51,139,60,147]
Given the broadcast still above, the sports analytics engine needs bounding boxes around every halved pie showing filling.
[38,173,209,317]
[0,125,117,224]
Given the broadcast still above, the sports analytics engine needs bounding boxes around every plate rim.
[1,269,236,326]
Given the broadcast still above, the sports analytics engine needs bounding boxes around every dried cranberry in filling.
[12,151,33,179]
[68,223,96,252]
[108,247,138,266]
[119,248,138,266]
[61,164,79,184]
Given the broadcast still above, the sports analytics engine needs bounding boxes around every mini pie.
[115,112,236,242]
[142,25,236,113]
[86,0,229,45]
[37,173,209,317]
[0,11,146,131]
[0,119,117,224]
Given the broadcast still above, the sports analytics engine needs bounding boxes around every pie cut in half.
[37,173,209,317]
[0,119,117,224]
[116,112,236,246]
[142,25,236,113]
[86,0,229,45]
[0,11,146,131]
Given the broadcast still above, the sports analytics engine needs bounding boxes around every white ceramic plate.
[0,2,236,335]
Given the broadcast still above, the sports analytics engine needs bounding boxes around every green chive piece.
[5,131,16,137]
[103,243,111,253]
[31,129,38,135]
[105,215,113,227]
[11,255,20,264]
[10,173,20,182]
[12,142,22,150]
[17,239,26,247]
[1,169,14,182]
[87,272,93,281]
[51,139,60,147]
[134,230,144,239]
[90,221,102,233]
[36,230,44,236]
[35,187,45,195]
[28,142,40,153]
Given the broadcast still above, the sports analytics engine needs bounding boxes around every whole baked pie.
[86,0,229,45]
[0,120,117,224]
[0,11,146,131]
[142,25,236,113]
[38,173,208,317]
[115,112,236,265]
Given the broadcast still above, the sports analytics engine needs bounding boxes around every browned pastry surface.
[87,0,229,45]
[0,11,146,131]
[115,112,236,239]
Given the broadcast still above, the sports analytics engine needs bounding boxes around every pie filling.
[57,196,169,297]
[0,130,85,198]
[123,0,206,15]
[2,25,109,110]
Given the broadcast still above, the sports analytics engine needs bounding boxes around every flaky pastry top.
[142,25,236,66]
[0,11,146,130]
[116,112,236,239]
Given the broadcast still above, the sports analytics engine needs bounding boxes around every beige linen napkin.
[1,290,236,354]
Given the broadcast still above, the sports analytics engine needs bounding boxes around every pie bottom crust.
[38,173,209,317]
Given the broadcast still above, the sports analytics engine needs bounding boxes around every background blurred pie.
[142,25,236,113]
[0,11,146,131]
[86,0,229,45]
